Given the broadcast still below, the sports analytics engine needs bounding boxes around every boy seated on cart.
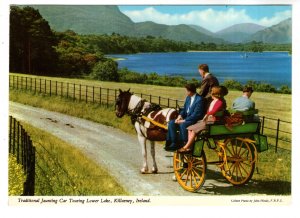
[225,86,259,129]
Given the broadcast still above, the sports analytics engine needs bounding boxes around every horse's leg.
[135,122,148,173]
[150,140,158,174]
[138,134,148,174]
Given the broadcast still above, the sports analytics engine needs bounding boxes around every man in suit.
[165,83,204,151]
[198,64,219,110]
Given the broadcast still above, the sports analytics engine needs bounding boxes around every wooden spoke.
[173,151,207,192]
[219,137,256,186]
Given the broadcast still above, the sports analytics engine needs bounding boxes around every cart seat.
[207,121,260,136]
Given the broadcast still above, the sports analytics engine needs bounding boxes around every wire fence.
[9,74,291,152]
[34,141,82,196]
[9,116,36,196]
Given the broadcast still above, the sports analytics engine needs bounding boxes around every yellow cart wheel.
[173,151,207,192]
[219,137,256,186]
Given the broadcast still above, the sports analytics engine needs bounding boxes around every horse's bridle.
[127,99,146,124]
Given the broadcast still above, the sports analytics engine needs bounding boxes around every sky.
[119,5,292,32]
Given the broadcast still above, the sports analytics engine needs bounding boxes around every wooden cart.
[173,110,268,192]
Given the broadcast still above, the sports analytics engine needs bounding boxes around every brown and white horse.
[115,89,178,173]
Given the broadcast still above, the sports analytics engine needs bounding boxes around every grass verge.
[20,121,128,196]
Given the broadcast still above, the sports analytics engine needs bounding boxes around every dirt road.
[10,101,239,196]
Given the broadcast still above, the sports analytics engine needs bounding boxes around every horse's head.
[115,89,132,118]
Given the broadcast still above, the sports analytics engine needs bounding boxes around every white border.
[1,1,299,218]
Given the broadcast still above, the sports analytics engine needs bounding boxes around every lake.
[110,51,291,88]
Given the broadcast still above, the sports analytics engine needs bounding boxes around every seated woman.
[178,86,228,153]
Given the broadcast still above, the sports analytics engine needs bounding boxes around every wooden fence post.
[13,119,16,156]
[73,84,75,100]
[100,87,102,104]
[93,86,95,103]
[55,81,58,96]
[61,82,63,97]
[106,89,109,107]
[275,119,280,153]
[44,79,47,95]
[49,80,52,96]
[86,85,88,103]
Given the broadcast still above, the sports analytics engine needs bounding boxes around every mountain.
[30,5,291,44]
[31,5,225,44]
[31,5,135,35]
[216,23,266,43]
[248,18,291,43]
[189,25,214,36]
[135,22,225,44]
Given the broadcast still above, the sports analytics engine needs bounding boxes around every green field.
[9,73,291,120]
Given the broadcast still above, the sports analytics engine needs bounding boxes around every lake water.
[110,52,291,88]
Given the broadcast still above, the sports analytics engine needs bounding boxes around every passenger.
[178,86,227,153]
[164,83,204,151]
[232,86,255,111]
[225,86,257,129]
[198,64,219,111]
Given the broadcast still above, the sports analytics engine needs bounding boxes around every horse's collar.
[127,99,146,116]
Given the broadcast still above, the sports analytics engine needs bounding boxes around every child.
[178,86,227,153]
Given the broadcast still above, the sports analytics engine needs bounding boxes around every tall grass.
[20,122,128,196]
[8,154,26,196]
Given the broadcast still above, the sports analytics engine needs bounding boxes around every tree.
[91,59,119,81]
[54,31,103,77]
[9,6,58,74]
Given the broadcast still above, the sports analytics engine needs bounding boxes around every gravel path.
[9,101,234,196]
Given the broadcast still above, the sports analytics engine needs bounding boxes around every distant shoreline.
[109,57,127,61]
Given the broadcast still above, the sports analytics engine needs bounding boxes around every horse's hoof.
[151,169,158,174]
[140,168,148,174]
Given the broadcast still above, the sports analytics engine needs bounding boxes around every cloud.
[256,10,292,27]
[122,7,291,32]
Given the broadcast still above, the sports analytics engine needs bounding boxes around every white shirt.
[187,94,196,113]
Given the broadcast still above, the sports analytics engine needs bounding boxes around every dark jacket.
[199,73,219,99]
[180,94,204,122]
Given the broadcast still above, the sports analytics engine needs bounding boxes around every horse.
[115,89,178,174]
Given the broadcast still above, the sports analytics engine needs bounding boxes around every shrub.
[91,59,119,81]
[222,80,243,90]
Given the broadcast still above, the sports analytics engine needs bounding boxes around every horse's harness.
[126,99,167,130]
